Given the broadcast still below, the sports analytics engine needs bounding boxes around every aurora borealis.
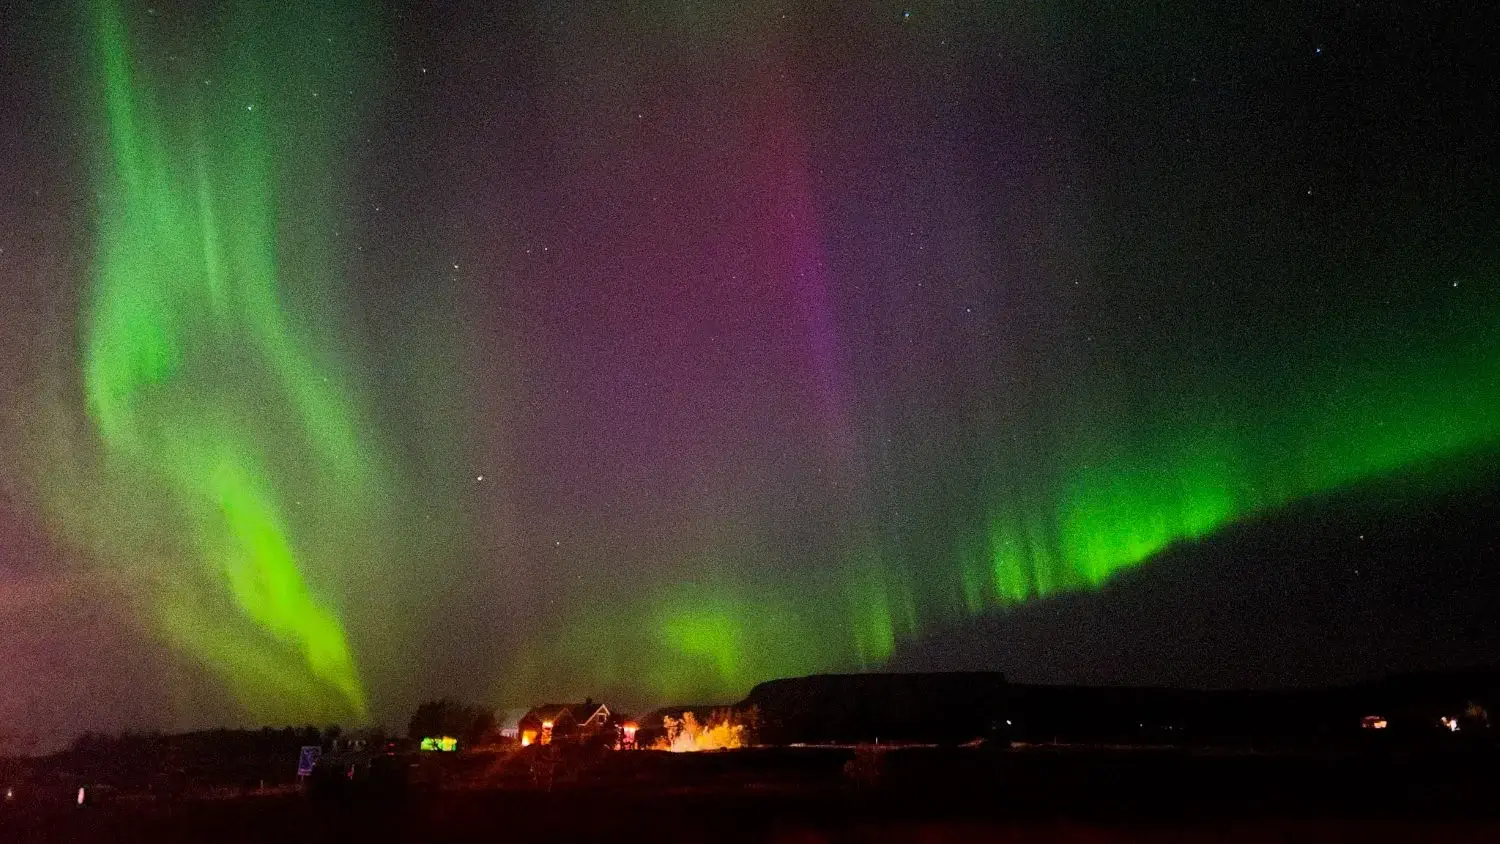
[1,1,1498,743]
[80,0,378,722]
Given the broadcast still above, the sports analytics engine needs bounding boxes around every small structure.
[419,736,458,752]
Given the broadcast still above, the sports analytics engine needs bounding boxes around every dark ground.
[4,744,1499,842]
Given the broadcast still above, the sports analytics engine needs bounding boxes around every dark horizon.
[1,0,1497,748]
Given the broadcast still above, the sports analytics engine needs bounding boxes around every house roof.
[522,702,611,725]
[522,704,576,724]
[577,703,611,725]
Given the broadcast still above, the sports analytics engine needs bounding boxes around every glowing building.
[517,699,615,746]
[418,736,458,752]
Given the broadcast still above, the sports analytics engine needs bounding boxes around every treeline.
[406,699,496,747]
[39,726,351,790]
[18,699,500,791]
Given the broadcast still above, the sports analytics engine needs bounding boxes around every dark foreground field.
[4,745,1499,842]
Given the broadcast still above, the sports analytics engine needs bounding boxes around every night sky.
[1,0,1497,749]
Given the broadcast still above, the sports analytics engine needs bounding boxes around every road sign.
[297,745,322,777]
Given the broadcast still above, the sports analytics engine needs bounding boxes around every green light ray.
[960,282,1500,610]
[77,0,379,722]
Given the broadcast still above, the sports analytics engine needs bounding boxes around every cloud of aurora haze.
[26,0,1498,729]
[71,0,390,723]
[491,3,1500,707]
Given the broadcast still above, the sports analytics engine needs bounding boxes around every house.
[517,698,613,746]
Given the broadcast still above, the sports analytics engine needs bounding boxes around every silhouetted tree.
[406,699,496,747]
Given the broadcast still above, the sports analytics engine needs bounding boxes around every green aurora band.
[78,0,380,722]
[856,288,1500,666]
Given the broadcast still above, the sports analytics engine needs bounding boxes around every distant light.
[5,787,13,800]
[1441,716,1460,733]
[1362,715,1388,730]
[77,787,86,806]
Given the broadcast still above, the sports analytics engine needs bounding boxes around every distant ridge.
[736,667,1500,746]
[739,671,1008,744]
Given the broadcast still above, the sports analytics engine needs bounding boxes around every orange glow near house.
[655,711,747,752]
[520,730,535,747]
